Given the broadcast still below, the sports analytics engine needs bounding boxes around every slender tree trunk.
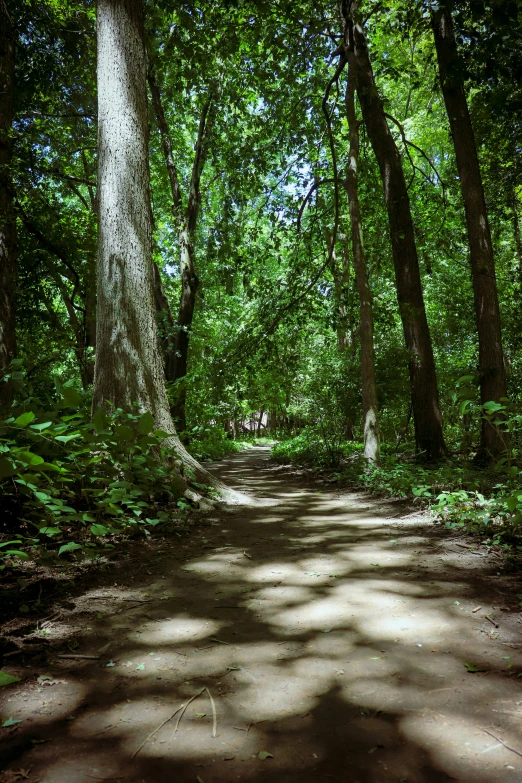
[343,66,380,464]
[326,229,351,353]
[148,68,215,434]
[431,2,507,461]
[169,227,198,433]
[0,0,16,411]
[341,2,445,460]
[514,196,522,278]
[94,0,214,488]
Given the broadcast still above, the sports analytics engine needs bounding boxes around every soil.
[1,445,522,783]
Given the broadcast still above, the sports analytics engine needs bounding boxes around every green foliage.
[187,425,248,462]
[0,395,186,568]
[272,429,363,468]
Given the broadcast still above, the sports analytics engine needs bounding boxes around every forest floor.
[2,446,522,783]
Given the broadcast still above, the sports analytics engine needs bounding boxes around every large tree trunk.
[431,2,507,461]
[343,66,380,464]
[94,0,215,489]
[341,2,445,460]
[0,0,16,411]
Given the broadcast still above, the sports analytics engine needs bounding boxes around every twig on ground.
[205,687,218,737]
[132,701,186,759]
[485,616,499,628]
[88,724,116,738]
[171,688,206,740]
[482,728,522,758]
[492,710,522,718]
[243,551,253,560]
[56,654,100,660]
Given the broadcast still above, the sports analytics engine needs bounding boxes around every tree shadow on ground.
[1,447,522,782]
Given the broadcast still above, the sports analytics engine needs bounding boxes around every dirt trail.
[2,446,522,783]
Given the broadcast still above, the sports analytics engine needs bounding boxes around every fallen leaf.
[258,750,274,760]
[0,672,20,688]
[465,662,486,673]
[2,717,22,728]
[135,663,145,671]
[195,712,207,718]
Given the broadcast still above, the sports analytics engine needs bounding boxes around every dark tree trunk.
[342,2,445,460]
[0,0,16,411]
[148,68,216,435]
[431,2,507,461]
[514,196,522,277]
[343,65,380,463]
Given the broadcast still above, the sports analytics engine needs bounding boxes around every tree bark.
[0,0,16,411]
[148,68,215,434]
[341,1,445,460]
[431,2,507,461]
[343,65,380,463]
[94,0,215,488]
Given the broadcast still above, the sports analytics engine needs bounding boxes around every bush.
[0,387,187,568]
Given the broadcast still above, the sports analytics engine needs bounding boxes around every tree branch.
[147,66,184,219]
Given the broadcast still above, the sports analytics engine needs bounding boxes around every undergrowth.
[0,381,193,569]
[271,412,522,551]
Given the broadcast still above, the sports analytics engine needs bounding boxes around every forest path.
[2,446,522,783]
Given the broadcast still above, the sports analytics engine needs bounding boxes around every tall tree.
[431,1,507,461]
[0,0,16,410]
[148,67,217,434]
[95,0,212,486]
[341,0,445,460]
[343,65,380,463]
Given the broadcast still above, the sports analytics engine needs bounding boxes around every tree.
[343,65,380,463]
[431,0,507,461]
[95,0,212,486]
[148,66,217,435]
[0,0,16,410]
[341,0,445,460]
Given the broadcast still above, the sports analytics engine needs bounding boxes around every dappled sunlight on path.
[2,446,522,782]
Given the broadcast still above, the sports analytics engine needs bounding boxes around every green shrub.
[0,388,187,567]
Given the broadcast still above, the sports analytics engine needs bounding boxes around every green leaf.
[138,411,154,435]
[115,424,134,441]
[0,672,21,687]
[90,523,109,536]
[1,716,22,727]
[135,663,145,671]
[258,751,273,760]
[60,385,82,407]
[0,457,15,478]
[19,451,45,466]
[2,550,28,560]
[58,542,83,556]
[13,411,35,428]
[29,421,53,431]
[92,407,108,432]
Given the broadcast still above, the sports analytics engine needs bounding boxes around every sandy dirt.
[1,445,522,783]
